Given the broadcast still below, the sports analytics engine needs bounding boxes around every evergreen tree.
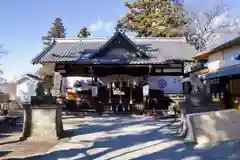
[77,27,91,38]
[42,18,66,47]
[119,0,186,37]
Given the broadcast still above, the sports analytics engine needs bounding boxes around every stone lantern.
[20,79,64,141]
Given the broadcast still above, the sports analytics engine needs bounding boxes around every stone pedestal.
[20,104,64,141]
[189,93,205,107]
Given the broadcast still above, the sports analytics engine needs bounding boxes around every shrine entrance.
[31,31,197,114]
[98,73,148,114]
[110,80,132,113]
[54,59,186,114]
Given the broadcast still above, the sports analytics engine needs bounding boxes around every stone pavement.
[0,114,86,159]
[0,140,57,159]
[1,114,240,160]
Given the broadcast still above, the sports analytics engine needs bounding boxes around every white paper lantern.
[91,86,98,97]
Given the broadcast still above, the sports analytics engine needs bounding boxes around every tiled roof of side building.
[13,73,42,84]
[32,36,198,64]
[26,73,42,81]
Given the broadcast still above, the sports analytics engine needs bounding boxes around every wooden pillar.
[129,80,133,111]
[119,80,122,105]
[116,80,122,112]
[142,77,149,112]
[108,82,112,112]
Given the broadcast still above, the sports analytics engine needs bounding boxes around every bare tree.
[184,1,240,51]
[0,45,7,75]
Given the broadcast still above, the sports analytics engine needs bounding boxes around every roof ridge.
[54,37,186,43]
[54,36,186,39]
[55,38,108,43]
[32,34,197,64]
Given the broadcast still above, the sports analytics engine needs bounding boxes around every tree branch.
[184,0,239,51]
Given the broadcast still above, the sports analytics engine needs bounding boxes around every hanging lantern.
[236,97,240,104]
[212,93,215,99]
[143,84,149,96]
[220,92,224,98]
[91,86,98,97]
[107,83,111,89]
[132,81,137,88]
[88,66,94,74]
[216,93,219,99]
[112,82,116,88]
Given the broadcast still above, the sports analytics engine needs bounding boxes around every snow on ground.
[37,115,240,160]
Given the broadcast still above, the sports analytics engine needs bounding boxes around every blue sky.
[0,0,240,81]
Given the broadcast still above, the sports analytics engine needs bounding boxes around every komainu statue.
[35,82,45,98]
[189,73,204,94]
[32,81,55,105]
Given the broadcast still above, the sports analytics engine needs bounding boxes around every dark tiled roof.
[14,73,42,84]
[32,36,197,64]
[26,74,42,81]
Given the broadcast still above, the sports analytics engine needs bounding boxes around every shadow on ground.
[0,151,12,157]
[0,121,23,145]
[4,116,240,160]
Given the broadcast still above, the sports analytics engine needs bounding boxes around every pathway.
[1,115,240,160]
[37,115,240,160]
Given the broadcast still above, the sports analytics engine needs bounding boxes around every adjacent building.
[14,73,42,103]
[194,36,240,109]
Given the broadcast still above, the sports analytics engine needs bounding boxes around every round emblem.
[158,79,167,89]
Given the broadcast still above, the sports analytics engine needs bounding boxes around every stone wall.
[179,94,222,138]
[185,109,240,144]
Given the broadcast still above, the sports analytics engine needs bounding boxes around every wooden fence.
[0,101,23,115]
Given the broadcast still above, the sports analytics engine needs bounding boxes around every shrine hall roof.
[32,32,197,65]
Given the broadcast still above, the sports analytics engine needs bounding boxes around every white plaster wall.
[223,46,240,67]
[207,52,223,71]
[16,79,38,103]
[148,76,183,93]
